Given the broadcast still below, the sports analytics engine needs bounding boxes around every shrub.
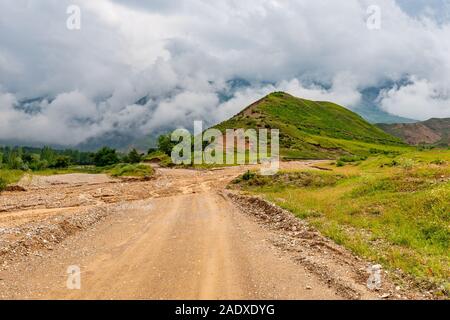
[431,159,445,165]
[29,159,48,171]
[336,160,345,167]
[339,155,367,163]
[386,159,399,167]
[401,159,415,169]
[93,147,119,167]
[9,156,24,170]
[52,156,71,168]
[127,148,142,164]
[242,170,256,181]
[158,134,176,156]
[110,164,153,177]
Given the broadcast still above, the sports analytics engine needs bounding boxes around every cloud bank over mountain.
[0,0,449,146]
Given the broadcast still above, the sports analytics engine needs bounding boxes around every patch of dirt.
[17,173,115,190]
[4,186,26,192]
[0,205,113,266]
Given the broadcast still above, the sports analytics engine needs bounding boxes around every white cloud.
[0,0,449,146]
[379,77,450,120]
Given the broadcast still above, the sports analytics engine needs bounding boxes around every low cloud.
[379,77,450,120]
[0,0,449,146]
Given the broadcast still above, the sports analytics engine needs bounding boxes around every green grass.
[231,150,450,296]
[32,166,106,176]
[108,163,154,177]
[0,169,26,191]
[215,92,409,160]
[144,151,174,167]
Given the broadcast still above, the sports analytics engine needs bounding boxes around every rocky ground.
[0,162,426,299]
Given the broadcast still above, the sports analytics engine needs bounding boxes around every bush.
[242,170,256,181]
[339,155,367,163]
[431,159,445,165]
[9,156,24,170]
[93,147,119,167]
[145,151,174,167]
[158,134,176,156]
[127,148,142,164]
[336,160,345,167]
[109,164,154,177]
[52,156,71,168]
[30,159,48,171]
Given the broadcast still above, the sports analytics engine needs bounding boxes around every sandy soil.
[0,161,401,299]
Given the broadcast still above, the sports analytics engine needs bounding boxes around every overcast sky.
[0,0,449,145]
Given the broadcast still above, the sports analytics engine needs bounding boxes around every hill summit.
[215,92,405,159]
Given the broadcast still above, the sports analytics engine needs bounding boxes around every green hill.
[214,92,408,159]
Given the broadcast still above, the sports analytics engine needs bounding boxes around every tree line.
[0,146,144,171]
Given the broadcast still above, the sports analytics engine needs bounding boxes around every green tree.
[93,147,119,167]
[158,134,176,156]
[52,156,71,168]
[41,146,56,164]
[22,153,34,163]
[28,154,48,171]
[127,148,142,164]
[10,156,24,170]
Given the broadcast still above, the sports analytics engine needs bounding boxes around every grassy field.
[231,149,450,296]
[0,169,26,190]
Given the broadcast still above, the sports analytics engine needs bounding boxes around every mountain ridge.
[377,118,450,146]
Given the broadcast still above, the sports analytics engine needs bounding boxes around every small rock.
[305,285,312,290]
[380,293,390,299]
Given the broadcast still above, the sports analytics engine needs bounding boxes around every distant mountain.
[377,118,450,146]
[352,87,417,124]
[3,83,418,151]
[214,92,405,159]
[74,131,154,152]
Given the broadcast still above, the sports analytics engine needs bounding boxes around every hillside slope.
[377,118,450,146]
[215,92,407,159]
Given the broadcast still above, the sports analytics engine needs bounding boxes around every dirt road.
[0,162,388,299]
